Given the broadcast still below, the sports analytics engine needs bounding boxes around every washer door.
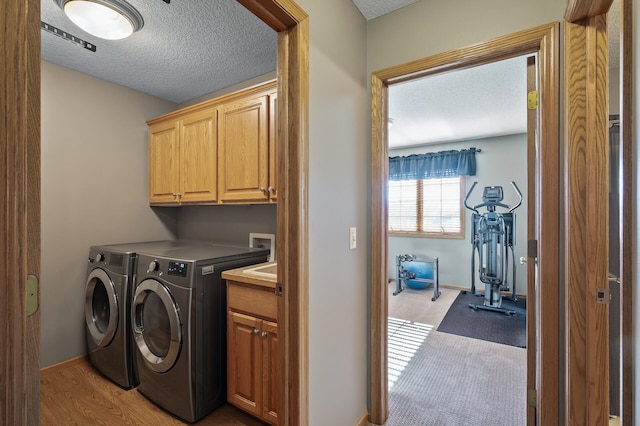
[85,268,118,347]
[132,279,182,373]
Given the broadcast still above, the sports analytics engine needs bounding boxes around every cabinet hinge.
[527,90,538,109]
[527,388,537,408]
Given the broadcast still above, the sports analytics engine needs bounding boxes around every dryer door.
[85,268,119,347]
[132,279,182,373]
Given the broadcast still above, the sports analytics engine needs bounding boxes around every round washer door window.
[132,279,182,373]
[84,268,118,347]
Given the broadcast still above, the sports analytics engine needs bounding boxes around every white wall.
[388,135,528,296]
[41,61,179,367]
[295,0,369,424]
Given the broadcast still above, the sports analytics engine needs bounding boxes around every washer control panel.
[168,261,188,277]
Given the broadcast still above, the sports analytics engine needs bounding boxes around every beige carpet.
[381,285,527,426]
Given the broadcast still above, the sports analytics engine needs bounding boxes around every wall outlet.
[349,227,357,250]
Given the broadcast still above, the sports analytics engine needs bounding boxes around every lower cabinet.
[227,282,278,425]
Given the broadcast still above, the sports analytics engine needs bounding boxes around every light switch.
[349,227,357,250]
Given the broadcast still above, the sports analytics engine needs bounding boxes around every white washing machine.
[131,244,269,423]
[84,240,212,389]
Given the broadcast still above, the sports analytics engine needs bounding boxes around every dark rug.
[436,291,526,348]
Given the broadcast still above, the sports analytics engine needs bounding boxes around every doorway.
[1,1,309,424]
[369,23,560,425]
[384,55,530,424]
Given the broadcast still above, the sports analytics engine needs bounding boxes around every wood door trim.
[240,1,309,425]
[525,55,537,426]
[565,0,614,22]
[564,14,610,425]
[1,0,41,424]
[369,22,560,425]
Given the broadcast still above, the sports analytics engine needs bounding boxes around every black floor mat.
[436,291,527,348]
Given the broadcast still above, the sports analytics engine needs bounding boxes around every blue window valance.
[388,148,478,181]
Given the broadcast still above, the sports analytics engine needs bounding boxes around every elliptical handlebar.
[464,181,479,214]
[508,181,523,213]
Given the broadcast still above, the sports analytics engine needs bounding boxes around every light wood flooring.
[40,358,266,425]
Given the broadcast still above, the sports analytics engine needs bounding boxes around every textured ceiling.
[351,0,418,20]
[41,0,277,104]
[41,0,622,145]
[388,55,528,149]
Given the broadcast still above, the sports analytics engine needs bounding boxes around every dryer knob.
[95,253,105,263]
[147,260,159,273]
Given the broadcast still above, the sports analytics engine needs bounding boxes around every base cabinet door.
[227,281,278,425]
[227,311,262,417]
[261,320,279,424]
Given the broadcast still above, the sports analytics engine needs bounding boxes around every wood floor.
[40,358,266,425]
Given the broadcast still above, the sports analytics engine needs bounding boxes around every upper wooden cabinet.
[148,107,218,205]
[148,119,180,204]
[267,89,278,202]
[218,94,269,203]
[147,81,277,205]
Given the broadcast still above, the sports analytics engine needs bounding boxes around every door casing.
[369,23,560,425]
[2,1,309,425]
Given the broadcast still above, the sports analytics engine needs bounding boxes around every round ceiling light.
[55,0,144,40]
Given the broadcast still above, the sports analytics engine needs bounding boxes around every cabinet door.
[218,95,269,202]
[268,91,278,202]
[179,108,218,203]
[149,120,180,204]
[228,311,262,416]
[262,320,279,425]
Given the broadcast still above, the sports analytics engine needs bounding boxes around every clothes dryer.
[131,244,269,422]
[84,240,212,389]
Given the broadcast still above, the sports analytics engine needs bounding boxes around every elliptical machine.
[464,181,523,315]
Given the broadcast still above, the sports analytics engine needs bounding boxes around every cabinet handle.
[261,332,268,338]
[172,193,177,198]
[268,186,276,194]
[177,193,182,198]
[259,187,267,193]
[253,328,260,335]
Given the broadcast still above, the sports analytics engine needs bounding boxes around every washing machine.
[131,244,269,423]
[84,240,212,389]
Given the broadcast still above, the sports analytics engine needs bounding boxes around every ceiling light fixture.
[54,0,144,40]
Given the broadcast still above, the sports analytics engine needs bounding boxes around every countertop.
[222,262,277,290]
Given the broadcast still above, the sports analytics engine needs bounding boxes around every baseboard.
[355,411,370,426]
[40,354,88,375]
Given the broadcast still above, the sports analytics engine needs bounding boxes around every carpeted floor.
[382,285,527,426]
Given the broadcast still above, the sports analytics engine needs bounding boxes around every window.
[388,176,464,237]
